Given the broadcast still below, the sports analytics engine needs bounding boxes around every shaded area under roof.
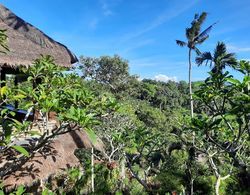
[0,4,78,68]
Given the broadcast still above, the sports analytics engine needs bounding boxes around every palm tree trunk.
[188,48,194,118]
[188,48,194,195]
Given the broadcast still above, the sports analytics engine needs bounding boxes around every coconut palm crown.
[196,42,237,74]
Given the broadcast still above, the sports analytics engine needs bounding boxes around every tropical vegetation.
[0,12,249,195]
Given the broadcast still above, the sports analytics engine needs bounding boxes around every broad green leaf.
[11,145,30,157]
[42,189,49,195]
[1,108,8,116]
[226,78,241,86]
[0,86,7,96]
[15,185,25,195]
[9,111,16,117]
[13,94,26,100]
[85,128,97,144]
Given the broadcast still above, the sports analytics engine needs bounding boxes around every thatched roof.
[1,130,104,192]
[0,4,78,68]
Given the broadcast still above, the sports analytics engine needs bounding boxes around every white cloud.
[227,44,250,53]
[154,74,177,82]
[100,0,114,16]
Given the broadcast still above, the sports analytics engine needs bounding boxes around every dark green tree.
[79,55,130,93]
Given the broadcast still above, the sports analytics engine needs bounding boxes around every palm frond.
[214,42,227,60]
[222,53,236,60]
[197,12,208,25]
[210,42,238,72]
[176,40,187,47]
[185,27,195,40]
[195,22,216,42]
[194,47,201,55]
[221,56,237,67]
[196,52,212,66]
[194,13,199,20]
[190,12,207,34]
[195,35,209,45]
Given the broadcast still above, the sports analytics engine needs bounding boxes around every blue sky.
[1,0,250,81]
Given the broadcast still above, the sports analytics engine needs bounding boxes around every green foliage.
[135,101,168,131]
[42,188,54,195]
[11,145,29,157]
[2,21,249,194]
[178,44,250,194]
[0,184,26,195]
[156,151,187,194]
[0,55,118,194]
[79,55,130,93]
[9,186,26,195]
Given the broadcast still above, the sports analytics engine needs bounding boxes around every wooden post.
[0,67,6,104]
[91,147,95,193]
[14,75,18,108]
[0,67,6,88]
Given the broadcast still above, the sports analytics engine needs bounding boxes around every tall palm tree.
[196,41,237,74]
[176,12,216,117]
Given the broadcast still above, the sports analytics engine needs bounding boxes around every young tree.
[176,12,216,118]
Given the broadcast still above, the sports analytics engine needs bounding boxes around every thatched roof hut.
[0,4,78,68]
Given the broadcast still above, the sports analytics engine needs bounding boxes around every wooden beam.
[0,67,6,88]
[14,75,18,109]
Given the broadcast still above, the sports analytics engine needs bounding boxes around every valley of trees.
[0,12,250,195]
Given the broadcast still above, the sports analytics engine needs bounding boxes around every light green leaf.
[15,185,25,195]
[0,86,7,96]
[85,128,97,144]
[11,145,30,157]
[226,78,241,86]
[13,94,26,100]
